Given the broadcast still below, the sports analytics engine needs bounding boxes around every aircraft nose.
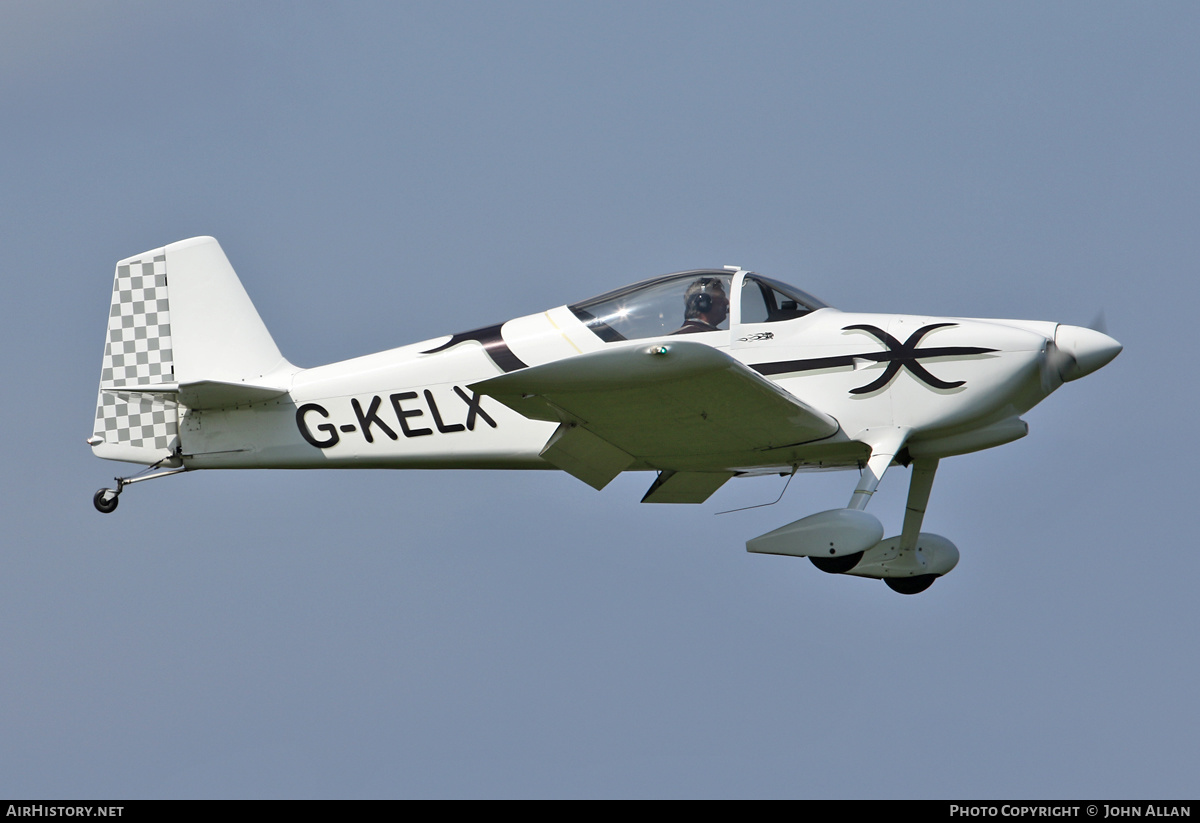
[1054,324,1122,381]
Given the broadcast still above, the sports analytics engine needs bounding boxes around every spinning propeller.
[1041,314,1122,392]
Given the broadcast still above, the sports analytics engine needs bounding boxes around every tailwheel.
[89,463,187,514]
[809,551,864,575]
[885,574,937,595]
[93,488,119,514]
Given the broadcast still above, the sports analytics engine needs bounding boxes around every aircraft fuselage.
[180,305,1072,474]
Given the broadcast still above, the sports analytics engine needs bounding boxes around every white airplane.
[88,237,1121,593]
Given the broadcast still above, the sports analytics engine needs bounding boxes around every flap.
[641,470,733,504]
[540,423,635,490]
[471,341,839,464]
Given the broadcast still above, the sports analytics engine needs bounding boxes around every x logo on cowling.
[841,323,997,394]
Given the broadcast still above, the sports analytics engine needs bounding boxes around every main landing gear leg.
[900,457,939,551]
[884,457,940,595]
[847,427,910,511]
[93,464,188,514]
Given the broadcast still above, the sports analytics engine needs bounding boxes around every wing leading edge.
[470,341,840,497]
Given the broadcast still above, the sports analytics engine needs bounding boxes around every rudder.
[91,247,180,465]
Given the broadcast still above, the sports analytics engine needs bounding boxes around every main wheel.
[809,551,864,575]
[93,488,119,514]
[885,574,936,595]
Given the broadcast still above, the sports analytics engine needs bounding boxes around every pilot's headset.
[686,277,723,317]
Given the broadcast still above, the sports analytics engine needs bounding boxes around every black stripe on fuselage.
[420,323,529,373]
[750,323,997,393]
[751,346,995,376]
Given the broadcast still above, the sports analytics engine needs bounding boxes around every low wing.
[470,341,839,494]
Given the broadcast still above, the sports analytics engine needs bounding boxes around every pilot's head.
[684,277,729,326]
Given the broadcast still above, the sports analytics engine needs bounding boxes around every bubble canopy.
[568,270,830,342]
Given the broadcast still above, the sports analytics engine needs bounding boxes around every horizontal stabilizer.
[103,380,289,410]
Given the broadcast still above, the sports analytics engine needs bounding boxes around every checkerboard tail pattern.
[92,252,180,459]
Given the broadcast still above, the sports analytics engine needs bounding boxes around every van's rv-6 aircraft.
[88,237,1121,594]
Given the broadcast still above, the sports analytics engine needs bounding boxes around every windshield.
[739,275,829,323]
[569,271,733,341]
[569,271,829,341]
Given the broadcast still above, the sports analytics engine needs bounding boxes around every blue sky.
[2,1,1197,798]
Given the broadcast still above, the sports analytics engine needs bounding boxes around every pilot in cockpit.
[670,277,729,335]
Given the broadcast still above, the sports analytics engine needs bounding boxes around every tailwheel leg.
[91,463,188,514]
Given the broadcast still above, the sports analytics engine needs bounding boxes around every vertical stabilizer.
[164,236,290,385]
[91,237,294,465]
